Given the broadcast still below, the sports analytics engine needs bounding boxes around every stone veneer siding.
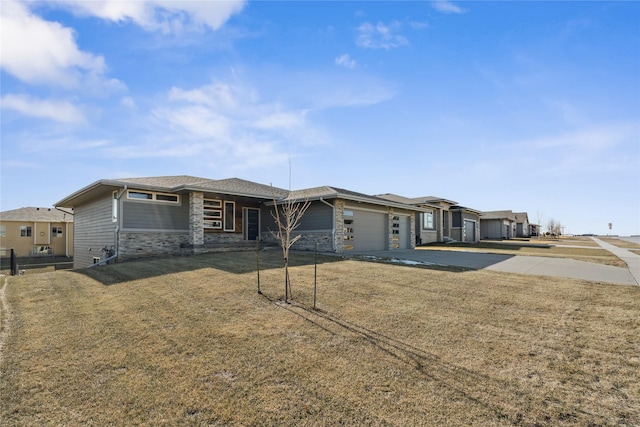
[333,199,345,253]
[118,231,189,259]
[189,192,204,247]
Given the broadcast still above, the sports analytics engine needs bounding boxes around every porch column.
[189,192,204,248]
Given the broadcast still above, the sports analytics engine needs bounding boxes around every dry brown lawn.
[1,251,639,426]
[420,241,626,267]
[598,237,640,250]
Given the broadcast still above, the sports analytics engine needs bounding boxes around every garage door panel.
[350,209,386,251]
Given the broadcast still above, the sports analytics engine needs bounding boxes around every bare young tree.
[270,187,311,303]
[547,218,562,237]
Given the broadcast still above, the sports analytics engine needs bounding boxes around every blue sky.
[1,0,639,235]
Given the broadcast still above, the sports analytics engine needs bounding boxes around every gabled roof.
[481,210,517,221]
[376,193,442,209]
[514,212,530,223]
[55,176,289,207]
[285,187,428,212]
[450,205,483,216]
[414,196,458,205]
[1,207,73,222]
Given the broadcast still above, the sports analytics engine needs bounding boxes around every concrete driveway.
[349,241,639,286]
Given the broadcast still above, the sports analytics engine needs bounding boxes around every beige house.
[0,207,74,257]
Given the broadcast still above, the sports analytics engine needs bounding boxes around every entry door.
[244,208,260,241]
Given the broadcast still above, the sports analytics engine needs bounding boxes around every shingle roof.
[1,207,73,222]
[56,175,289,207]
[286,187,427,212]
[514,212,529,223]
[481,210,517,221]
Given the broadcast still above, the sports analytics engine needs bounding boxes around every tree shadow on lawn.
[74,249,344,286]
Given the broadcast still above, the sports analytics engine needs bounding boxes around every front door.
[244,208,260,241]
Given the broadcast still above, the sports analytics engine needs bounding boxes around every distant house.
[376,195,481,244]
[55,176,426,268]
[449,205,482,243]
[480,210,517,239]
[0,207,74,257]
[514,212,530,238]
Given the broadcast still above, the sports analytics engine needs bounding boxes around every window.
[224,202,235,231]
[156,194,179,202]
[52,226,63,237]
[128,191,153,200]
[423,210,435,230]
[203,199,223,230]
[127,190,179,204]
[20,226,32,237]
[0,225,5,237]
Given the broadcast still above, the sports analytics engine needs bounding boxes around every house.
[0,207,74,257]
[264,186,425,252]
[449,205,482,243]
[376,195,481,244]
[55,176,426,268]
[514,212,530,238]
[480,210,517,239]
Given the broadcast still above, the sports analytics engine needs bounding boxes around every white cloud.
[356,21,408,50]
[335,54,356,69]
[51,0,247,33]
[431,1,467,14]
[0,0,108,87]
[1,94,86,123]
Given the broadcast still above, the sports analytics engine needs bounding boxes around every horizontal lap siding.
[74,195,116,268]
[122,200,189,230]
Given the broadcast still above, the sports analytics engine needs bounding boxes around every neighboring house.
[0,207,74,257]
[529,223,540,237]
[55,176,426,268]
[376,195,481,244]
[480,210,517,239]
[514,212,530,238]
[449,206,482,243]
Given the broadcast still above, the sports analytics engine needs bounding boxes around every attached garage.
[344,208,387,251]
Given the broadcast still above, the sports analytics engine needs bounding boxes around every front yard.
[1,251,638,425]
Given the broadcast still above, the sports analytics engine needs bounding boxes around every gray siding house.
[515,212,530,238]
[480,210,517,240]
[449,206,482,243]
[56,176,425,268]
[376,195,481,244]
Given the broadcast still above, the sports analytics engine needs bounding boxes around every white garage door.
[345,208,387,251]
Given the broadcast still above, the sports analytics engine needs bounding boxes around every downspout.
[55,207,74,258]
[114,185,127,260]
[319,197,335,252]
[90,185,126,268]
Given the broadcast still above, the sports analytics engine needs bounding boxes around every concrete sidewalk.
[591,237,640,285]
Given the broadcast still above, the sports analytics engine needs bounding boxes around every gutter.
[319,197,336,252]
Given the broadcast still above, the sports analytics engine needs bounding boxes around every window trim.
[126,190,180,204]
[20,225,32,237]
[0,225,5,238]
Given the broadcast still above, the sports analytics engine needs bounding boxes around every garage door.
[463,220,476,243]
[345,208,386,251]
